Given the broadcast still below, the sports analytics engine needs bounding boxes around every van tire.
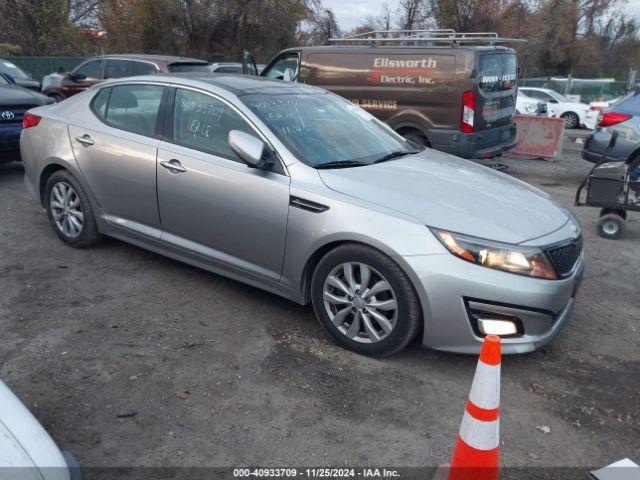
[400,130,430,148]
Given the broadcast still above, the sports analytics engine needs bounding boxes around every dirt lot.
[0,141,639,472]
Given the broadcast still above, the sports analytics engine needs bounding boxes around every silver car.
[21,75,584,356]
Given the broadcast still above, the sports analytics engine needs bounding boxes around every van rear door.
[475,52,517,131]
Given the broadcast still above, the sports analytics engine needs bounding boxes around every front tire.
[45,170,102,248]
[311,244,421,356]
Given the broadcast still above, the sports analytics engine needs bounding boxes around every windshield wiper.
[315,160,368,169]
[373,150,421,164]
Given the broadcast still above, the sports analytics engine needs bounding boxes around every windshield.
[547,90,569,102]
[242,93,418,167]
[168,63,211,73]
[0,60,29,80]
[0,75,8,85]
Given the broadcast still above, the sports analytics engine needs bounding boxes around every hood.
[0,85,52,106]
[14,78,41,90]
[318,150,570,244]
[0,381,69,479]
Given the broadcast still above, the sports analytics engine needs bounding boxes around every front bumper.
[428,122,517,159]
[0,124,22,163]
[400,252,584,354]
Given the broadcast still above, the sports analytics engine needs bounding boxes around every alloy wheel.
[50,181,84,238]
[322,262,398,344]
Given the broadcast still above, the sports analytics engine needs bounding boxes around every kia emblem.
[1,111,15,120]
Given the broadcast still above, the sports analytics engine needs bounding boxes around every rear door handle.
[75,134,94,146]
[160,159,187,174]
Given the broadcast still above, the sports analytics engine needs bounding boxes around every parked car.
[21,75,584,356]
[582,90,640,166]
[584,97,619,130]
[516,92,548,116]
[0,74,53,163]
[0,380,81,480]
[243,31,520,159]
[0,59,40,91]
[42,54,210,102]
[518,87,588,129]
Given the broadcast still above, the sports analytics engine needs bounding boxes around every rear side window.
[479,54,517,92]
[615,92,640,115]
[172,88,255,161]
[102,84,165,137]
[91,88,110,119]
[132,61,158,76]
[104,59,131,79]
[168,63,210,73]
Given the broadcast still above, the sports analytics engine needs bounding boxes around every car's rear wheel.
[561,112,580,129]
[311,244,421,356]
[45,170,102,248]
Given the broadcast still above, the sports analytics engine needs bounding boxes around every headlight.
[524,103,537,113]
[432,229,558,280]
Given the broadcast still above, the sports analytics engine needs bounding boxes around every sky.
[324,0,640,30]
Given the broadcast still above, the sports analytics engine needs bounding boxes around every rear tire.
[598,213,625,239]
[311,244,421,356]
[400,130,430,148]
[561,112,580,129]
[45,170,102,248]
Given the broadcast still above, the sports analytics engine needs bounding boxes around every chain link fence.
[5,57,86,82]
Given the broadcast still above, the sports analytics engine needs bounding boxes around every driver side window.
[263,54,299,81]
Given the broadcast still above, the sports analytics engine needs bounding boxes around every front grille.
[546,237,583,277]
[0,105,30,124]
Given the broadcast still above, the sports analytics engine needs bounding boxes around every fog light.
[477,318,518,336]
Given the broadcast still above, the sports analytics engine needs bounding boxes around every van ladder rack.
[329,29,526,46]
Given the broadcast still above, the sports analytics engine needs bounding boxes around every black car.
[0,59,40,91]
[0,75,53,163]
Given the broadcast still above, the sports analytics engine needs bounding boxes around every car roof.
[111,73,326,96]
[92,54,208,64]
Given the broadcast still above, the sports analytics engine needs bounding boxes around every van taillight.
[22,113,41,129]
[597,112,631,127]
[461,90,476,133]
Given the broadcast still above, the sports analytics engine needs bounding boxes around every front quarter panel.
[280,162,446,303]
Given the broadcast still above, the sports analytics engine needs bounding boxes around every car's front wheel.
[311,244,421,356]
[45,170,102,248]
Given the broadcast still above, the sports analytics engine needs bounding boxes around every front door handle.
[75,134,94,146]
[160,159,187,174]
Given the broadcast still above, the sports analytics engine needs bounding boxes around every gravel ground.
[0,142,638,472]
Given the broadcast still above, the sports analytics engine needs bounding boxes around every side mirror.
[228,130,273,169]
[550,98,559,104]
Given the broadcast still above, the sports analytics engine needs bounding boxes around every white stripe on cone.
[468,360,500,410]
[458,410,500,451]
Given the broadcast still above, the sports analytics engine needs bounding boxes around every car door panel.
[157,142,290,280]
[69,124,161,233]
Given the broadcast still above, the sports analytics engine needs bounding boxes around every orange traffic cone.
[448,335,501,480]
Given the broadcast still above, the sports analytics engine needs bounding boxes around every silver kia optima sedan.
[20,75,584,356]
